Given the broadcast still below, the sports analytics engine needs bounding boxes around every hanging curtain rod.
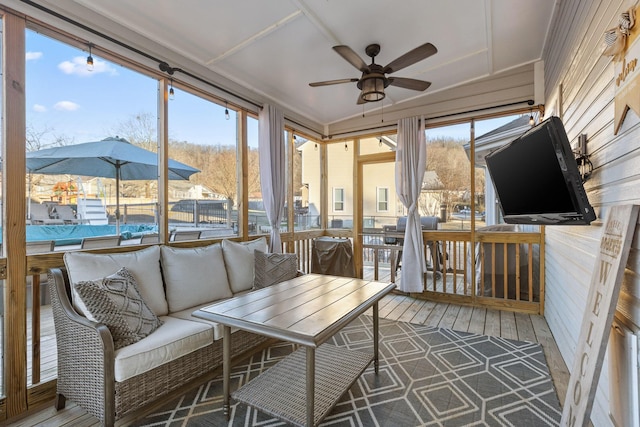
[20,0,263,110]
[325,99,536,139]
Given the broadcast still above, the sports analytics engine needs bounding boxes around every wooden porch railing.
[362,229,545,315]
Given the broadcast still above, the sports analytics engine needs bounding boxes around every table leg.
[373,301,379,374]
[306,346,315,427]
[223,325,231,420]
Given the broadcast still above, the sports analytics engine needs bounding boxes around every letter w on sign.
[561,205,639,426]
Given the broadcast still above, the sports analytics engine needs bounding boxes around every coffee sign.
[561,205,639,426]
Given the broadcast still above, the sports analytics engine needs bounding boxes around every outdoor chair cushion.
[160,244,232,312]
[254,251,299,289]
[64,245,168,317]
[113,316,213,382]
[222,237,267,293]
[74,267,163,350]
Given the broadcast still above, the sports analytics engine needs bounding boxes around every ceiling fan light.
[361,76,385,102]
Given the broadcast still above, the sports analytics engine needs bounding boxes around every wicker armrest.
[48,267,117,426]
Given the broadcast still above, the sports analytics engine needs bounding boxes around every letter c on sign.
[580,351,589,376]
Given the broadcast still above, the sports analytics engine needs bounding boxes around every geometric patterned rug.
[131,317,562,426]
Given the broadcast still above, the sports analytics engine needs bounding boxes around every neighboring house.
[300,137,445,228]
[300,137,411,229]
[186,184,216,199]
[170,181,221,200]
[463,115,533,225]
[420,170,445,217]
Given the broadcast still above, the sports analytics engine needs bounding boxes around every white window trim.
[333,187,345,212]
[377,186,389,212]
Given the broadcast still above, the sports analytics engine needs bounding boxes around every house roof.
[464,115,533,167]
[475,115,532,142]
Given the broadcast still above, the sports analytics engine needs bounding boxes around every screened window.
[25,30,159,247]
[168,85,237,239]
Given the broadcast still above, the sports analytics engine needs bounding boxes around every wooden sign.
[561,204,639,426]
[612,7,640,134]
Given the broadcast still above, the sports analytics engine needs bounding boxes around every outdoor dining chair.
[139,233,159,244]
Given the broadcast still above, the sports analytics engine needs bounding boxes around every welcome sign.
[561,205,639,426]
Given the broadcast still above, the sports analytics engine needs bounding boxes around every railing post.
[374,248,379,281]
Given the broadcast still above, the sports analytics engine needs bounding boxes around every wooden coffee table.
[194,273,396,427]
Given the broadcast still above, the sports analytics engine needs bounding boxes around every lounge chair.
[169,230,201,241]
[29,203,64,225]
[53,205,87,224]
[26,240,55,254]
[80,235,122,249]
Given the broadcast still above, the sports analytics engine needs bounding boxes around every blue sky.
[25,30,515,150]
[25,30,254,149]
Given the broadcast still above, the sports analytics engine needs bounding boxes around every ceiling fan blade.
[388,77,431,91]
[309,78,359,87]
[383,42,437,74]
[333,45,369,72]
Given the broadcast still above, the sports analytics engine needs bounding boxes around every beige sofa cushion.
[114,316,212,382]
[160,244,232,312]
[64,246,168,317]
[222,237,267,293]
[168,291,251,341]
[170,304,227,340]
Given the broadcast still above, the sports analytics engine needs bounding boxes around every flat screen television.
[485,116,596,225]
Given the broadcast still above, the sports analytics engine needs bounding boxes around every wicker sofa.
[49,237,283,426]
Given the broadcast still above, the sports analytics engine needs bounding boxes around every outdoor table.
[193,274,395,427]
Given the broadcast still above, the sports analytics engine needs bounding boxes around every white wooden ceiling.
[18,0,558,133]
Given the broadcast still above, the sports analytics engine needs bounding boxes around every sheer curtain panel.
[258,104,286,252]
[395,116,427,292]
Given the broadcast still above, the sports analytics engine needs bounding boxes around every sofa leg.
[55,393,66,410]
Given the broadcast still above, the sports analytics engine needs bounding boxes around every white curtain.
[258,104,286,253]
[396,116,427,292]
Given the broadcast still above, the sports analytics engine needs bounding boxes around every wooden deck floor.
[8,287,569,426]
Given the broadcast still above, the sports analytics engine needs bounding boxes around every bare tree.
[26,123,50,152]
[425,139,472,218]
[111,111,158,151]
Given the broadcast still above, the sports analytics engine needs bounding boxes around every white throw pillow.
[160,243,232,312]
[222,237,268,293]
[64,245,168,317]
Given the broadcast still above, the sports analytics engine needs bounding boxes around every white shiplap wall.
[543,0,640,425]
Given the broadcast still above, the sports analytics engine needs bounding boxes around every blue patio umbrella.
[26,137,200,234]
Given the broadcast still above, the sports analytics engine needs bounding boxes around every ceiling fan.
[309,42,437,104]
